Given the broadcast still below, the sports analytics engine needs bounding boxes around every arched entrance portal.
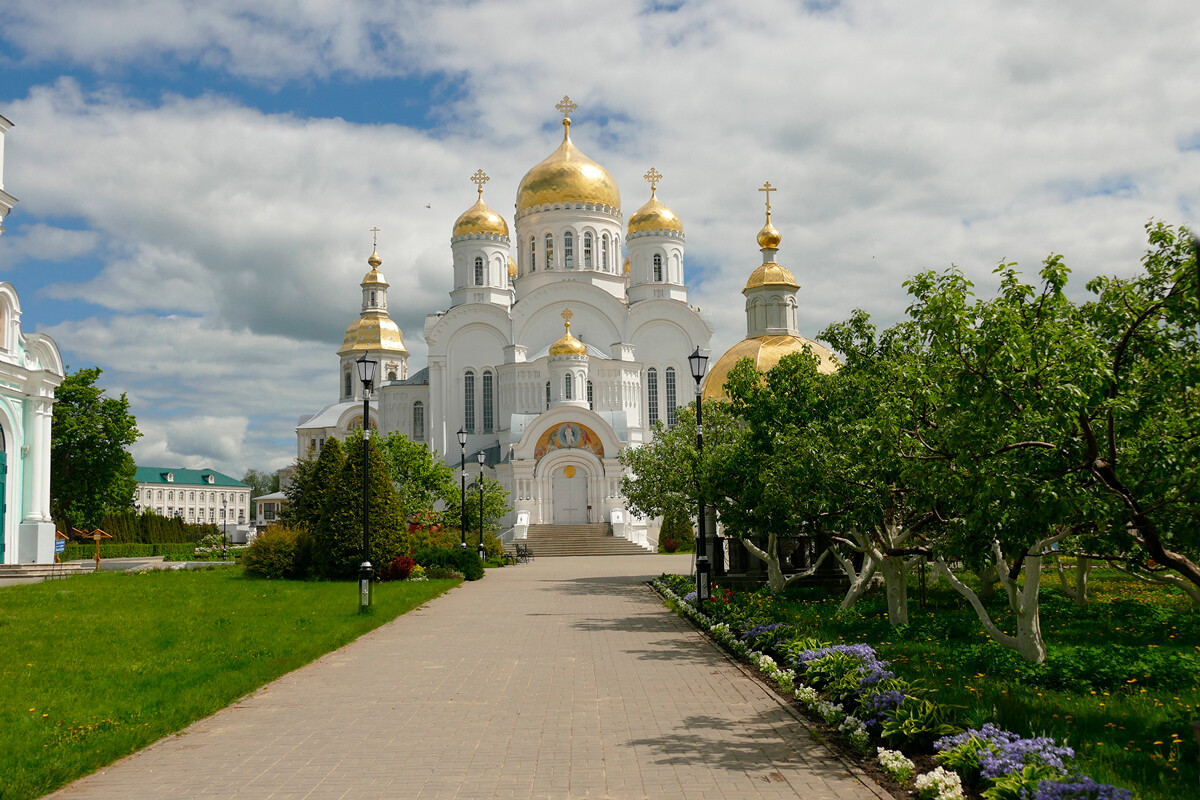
[551,465,588,523]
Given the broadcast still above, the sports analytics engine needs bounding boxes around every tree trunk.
[879,556,910,625]
[741,534,832,594]
[975,565,999,599]
[1054,555,1090,607]
[832,546,878,611]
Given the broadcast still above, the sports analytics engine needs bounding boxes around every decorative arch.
[533,421,605,460]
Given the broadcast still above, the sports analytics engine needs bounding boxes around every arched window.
[647,368,659,426]
[482,372,494,433]
[474,256,484,286]
[545,381,551,409]
[464,370,476,433]
[583,233,593,268]
[601,233,609,271]
[529,237,536,272]
[565,373,573,400]
[666,367,678,427]
[413,401,425,441]
[544,234,554,268]
[563,231,574,268]
[387,369,397,381]
[587,380,594,410]
[653,253,663,282]
[344,371,352,398]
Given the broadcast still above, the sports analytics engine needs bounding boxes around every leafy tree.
[445,472,510,539]
[283,439,343,531]
[50,367,140,531]
[241,467,280,506]
[374,432,456,522]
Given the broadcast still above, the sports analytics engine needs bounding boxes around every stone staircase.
[520,524,650,558]
[0,561,95,585]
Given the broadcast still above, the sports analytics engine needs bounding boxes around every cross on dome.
[643,167,663,193]
[370,226,380,248]
[470,169,489,198]
[555,95,578,121]
[758,181,776,214]
[561,307,574,330]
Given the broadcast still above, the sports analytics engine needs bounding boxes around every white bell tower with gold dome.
[336,235,409,402]
[450,170,512,308]
[626,167,687,305]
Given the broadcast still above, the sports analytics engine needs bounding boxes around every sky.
[0,0,1196,477]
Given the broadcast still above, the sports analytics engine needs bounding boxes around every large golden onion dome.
[628,190,683,235]
[453,197,509,238]
[516,115,620,214]
[702,335,838,402]
[338,316,408,356]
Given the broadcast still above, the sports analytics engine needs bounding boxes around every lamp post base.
[695,555,711,602]
[358,561,374,614]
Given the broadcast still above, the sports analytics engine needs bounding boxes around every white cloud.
[0,222,100,267]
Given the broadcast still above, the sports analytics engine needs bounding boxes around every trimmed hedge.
[62,543,198,561]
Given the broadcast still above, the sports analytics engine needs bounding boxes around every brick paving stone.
[48,555,890,800]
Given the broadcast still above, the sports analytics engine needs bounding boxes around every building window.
[413,401,425,441]
[167,491,173,501]
[529,237,536,271]
[666,367,678,427]
[587,380,594,410]
[601,234,609,271]
[157,490,163,500]
[370,290,377,305]
[563,231,574,268]
[387,369,397,381]
[544,234,553,268]
[545,381,551,409]
[474,256,484,286]
[647,367,659,427]
[344,371,352,398]
[464,370,476,433]
[583,233,593,268]
[482,372,494,433]
[653,253,663,282]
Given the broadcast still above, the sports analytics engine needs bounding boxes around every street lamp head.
[477,451,486,466]
[457,427,467,448]
[355,354,379,390]
[688,346,709,384]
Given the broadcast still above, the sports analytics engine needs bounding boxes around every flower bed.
[652,574,1132,800]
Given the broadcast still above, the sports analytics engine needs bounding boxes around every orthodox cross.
[561,307,574,332]
[643,167,662,193]
[369,226,380,248]
[758,181,776,214]
[470,169,489,198]
[556,95,578,121]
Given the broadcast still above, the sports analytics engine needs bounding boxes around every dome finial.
[561,306,574,334]
[756,181,781,250]
[644,166,662,198]
[555,95,577,139]
[368,226,382,267]
[549,306,587,356]
[470,168,489,200]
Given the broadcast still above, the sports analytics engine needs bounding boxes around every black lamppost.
[477,451,487,561]
[688,346,711,602]
[356,353,378,613]
[457,427,468,548]
[221,498,228,560]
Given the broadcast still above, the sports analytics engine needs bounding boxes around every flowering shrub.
[859,689,906,730]
[385,554,416,581]
[914,766,966,800]
[935,724,1072,784]
[1032,777,1133,800]
[876,747,915,782]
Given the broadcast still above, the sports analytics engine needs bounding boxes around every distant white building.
[133,467,251,541]
[0,114,66,566]
[252,490,288,531]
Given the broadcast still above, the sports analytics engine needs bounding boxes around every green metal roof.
[134,466,249,488]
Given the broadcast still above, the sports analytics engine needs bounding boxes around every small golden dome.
[368,248,382,268]
[361,266,388,286]
[702,335,839,402]
[743,262,799,293]
[516,118,620,214]
[338,316,408,356]
[627,189,683,235]
[757,215,782,249]
[548,310,587,356]
[623,256,630,274]
[508,256,517,279]
[453,198,509,238]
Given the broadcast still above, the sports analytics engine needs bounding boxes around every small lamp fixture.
[477,451,487,467]
[688,346,709,385]
[457,427,467,448]
[355,353,378,392]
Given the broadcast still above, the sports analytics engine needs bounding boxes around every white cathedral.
[296,98,836,548]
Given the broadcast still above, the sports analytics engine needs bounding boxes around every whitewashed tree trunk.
[741,533,830,593]
[832,545,879,610]
[1113,562,1200,609]
[975,565,999,599]
[832,526,913,624]
[1054,555,1091,607]
[878,556,910,625]
[933,535,1062,664]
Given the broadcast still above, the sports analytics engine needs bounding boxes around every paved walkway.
[50,555,888,800]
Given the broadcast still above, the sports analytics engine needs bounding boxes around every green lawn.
[0,567,459,800]
[707,566,1199,800]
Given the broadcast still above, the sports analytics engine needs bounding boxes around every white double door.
[551,470,588,523]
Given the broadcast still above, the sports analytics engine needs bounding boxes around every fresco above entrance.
[534,421,605,460]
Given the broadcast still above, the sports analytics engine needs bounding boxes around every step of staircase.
[518,523,650,558]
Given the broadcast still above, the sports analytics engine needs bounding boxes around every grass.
[711,566,1200,800]
[0,567,459,800]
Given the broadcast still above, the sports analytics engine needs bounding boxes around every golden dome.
[516,118,620,214]
[361,266,388,286]
[702,335,839,402]
[453,197,509,238]
[337,316,408,356]
[757,214,782,249]
[368,248,382,268]
[627,190,683,235]
[508,256,517,279]
[743,262,799,293]
[623,256,630,274]
[548,309,587,356]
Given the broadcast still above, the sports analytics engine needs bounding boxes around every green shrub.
[62,542,197,561]
[243,527,304,579]
[413,546,484,581]
[880,697,962,751]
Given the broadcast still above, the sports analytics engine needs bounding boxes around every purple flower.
[796,644,895,689]
[741,623,784,643]
[935,723,1020,753]
[1034,777,1132,800]
[860,690,905,728]
[683,591,697,603]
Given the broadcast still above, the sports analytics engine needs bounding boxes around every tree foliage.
[50,367,140,531]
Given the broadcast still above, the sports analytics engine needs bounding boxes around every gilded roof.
[701,335,839,402]
[743,262,800,293]
[508,256,517,279]
[337,315,409,356]
[361,266,388,286]
[453,197,510,238]
[516,119,620,214]
[627,191,683,235]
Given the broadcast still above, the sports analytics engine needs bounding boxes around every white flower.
[914,766,964,800]
[875,748,915,782]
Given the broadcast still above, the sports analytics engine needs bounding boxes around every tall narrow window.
[601,234,609,271]
[647,368,659,427]
[344,371,352,398]
[529,236,536,272]
[583,233,593,268]
[587,380,594,410]
[464,370,476,433]
[545,381,551,409]
[666,367,678,427]
[565,373,573,400]
[474,256,484,286]
[413,401,425,441]
[482,372,494,433]
[544,234,553,268]
[653,253,663,282]
[370,290,377,305]
[563,231,574,268]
